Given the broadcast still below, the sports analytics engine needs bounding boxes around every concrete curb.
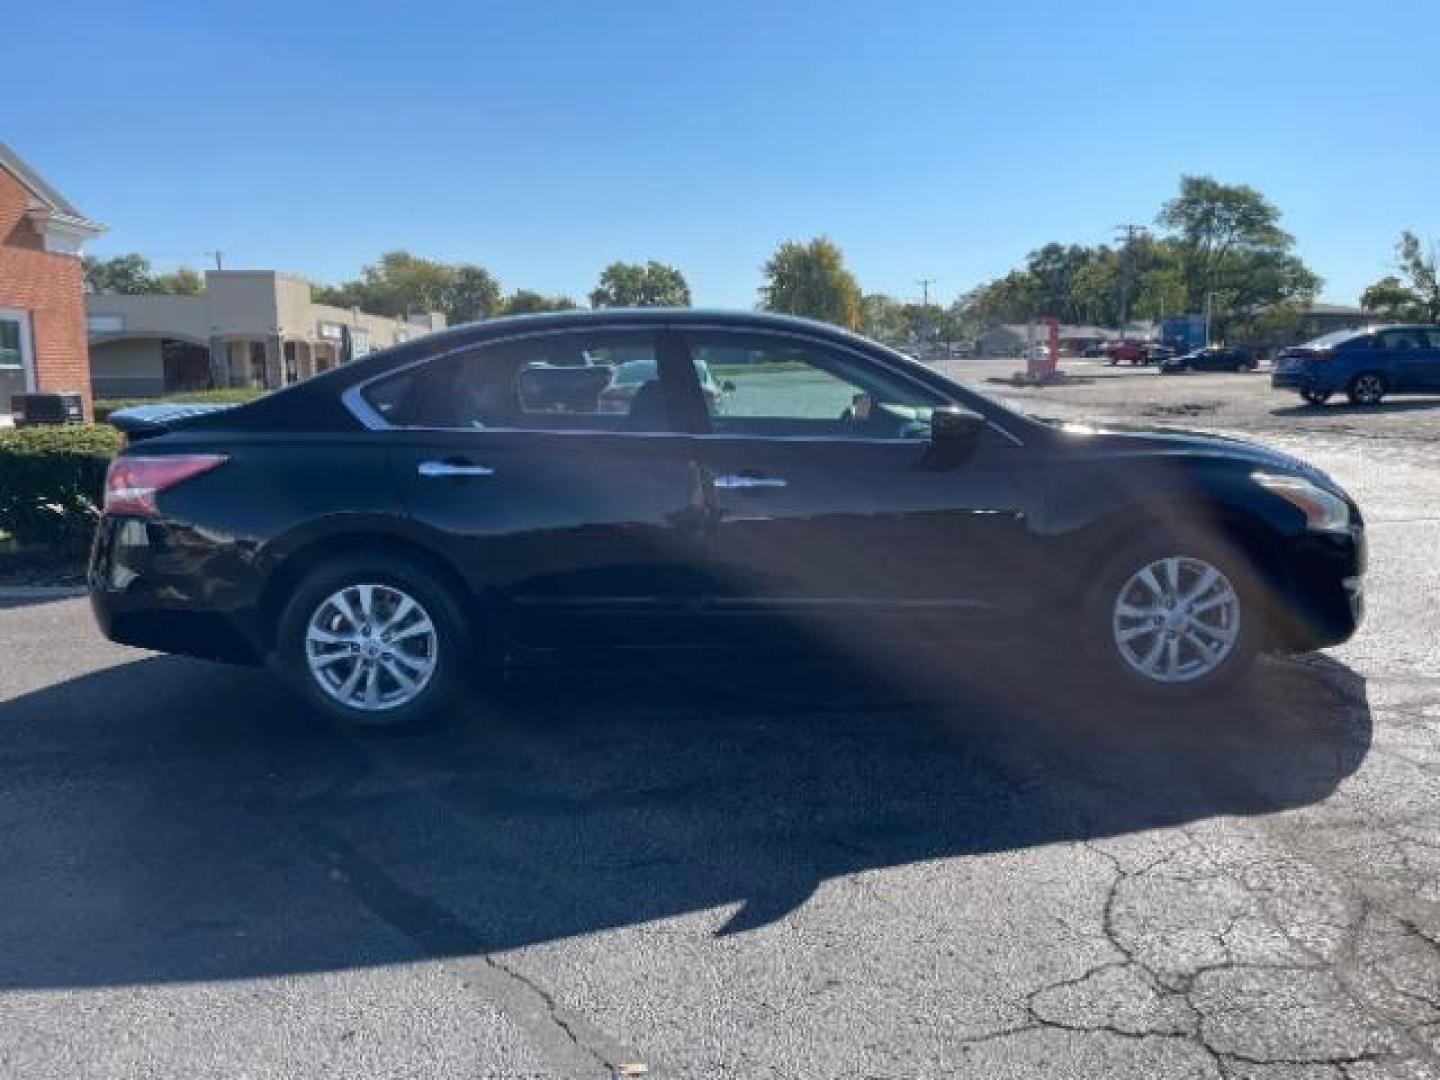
[0,586,88,601]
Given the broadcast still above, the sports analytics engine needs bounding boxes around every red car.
[1105,341,1150,365]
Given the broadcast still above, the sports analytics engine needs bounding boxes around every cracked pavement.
[1,364,1438,1077]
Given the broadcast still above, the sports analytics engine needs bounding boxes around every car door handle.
[417,460,496,479]
[713,473,788,490]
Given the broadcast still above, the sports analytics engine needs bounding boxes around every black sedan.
[1160,346,1258,374]
[92,309,1365,730]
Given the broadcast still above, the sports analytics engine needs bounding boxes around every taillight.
[1309,348,1332,361]
[103,454,228,516]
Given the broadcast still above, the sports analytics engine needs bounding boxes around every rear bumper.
[1271,366,1338,394]
[88,515,263,665]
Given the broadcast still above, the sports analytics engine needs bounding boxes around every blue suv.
[1273,325,1440,406]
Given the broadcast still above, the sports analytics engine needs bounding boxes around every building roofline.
[0,141,103,232]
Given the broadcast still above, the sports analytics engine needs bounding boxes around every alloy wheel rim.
[305,583,438,711]
[1356,376,1383,403]
[1112,556,1240,684]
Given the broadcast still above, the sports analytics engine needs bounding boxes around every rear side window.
[1378,329,1425,351]
[362,331,674,432]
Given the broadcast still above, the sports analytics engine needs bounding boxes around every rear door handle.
[713,473,787,490]
[418,460,496,478]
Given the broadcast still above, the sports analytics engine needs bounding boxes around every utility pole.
[1114,224,1145,331]
[916,277,936,308]
[205,250,225,271]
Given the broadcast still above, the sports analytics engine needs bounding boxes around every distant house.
[1295,302,1377,338]
[1234,301,1380,355]
[0,142,105,422]
[86,271,445,398]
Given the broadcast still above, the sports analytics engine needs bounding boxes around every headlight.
[1253,472,1351,533]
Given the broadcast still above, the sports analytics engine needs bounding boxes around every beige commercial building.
[86,270,444,398]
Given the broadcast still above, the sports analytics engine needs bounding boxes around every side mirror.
[923,407,986,469]
[721,379,737,393]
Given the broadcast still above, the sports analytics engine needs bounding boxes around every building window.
[87,313,125,334]
[0,309,35,415]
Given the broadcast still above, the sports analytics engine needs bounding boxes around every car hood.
[1053,419,1339,486]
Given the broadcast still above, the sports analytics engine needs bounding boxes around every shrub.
[94,387,261,423]
[0,425,122,556]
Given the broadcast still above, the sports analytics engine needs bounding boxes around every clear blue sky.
[9,0,1438,308]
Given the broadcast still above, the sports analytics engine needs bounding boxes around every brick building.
[0,143,104,422]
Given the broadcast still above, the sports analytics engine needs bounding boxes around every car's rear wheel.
[1300,389,1331,406]
[274,554,474,732]
[1086,535,1261,698]
[1347,372,1387,407]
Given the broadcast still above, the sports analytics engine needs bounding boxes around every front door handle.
[713,473,788,490]
[418,459,496,479]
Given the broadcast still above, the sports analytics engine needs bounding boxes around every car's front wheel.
[1301,389,1331,406]
[1087,536,1261,698]
[274,554,474,732]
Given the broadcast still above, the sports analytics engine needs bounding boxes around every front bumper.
[89,515,264,665]
[1269,524,1365,652]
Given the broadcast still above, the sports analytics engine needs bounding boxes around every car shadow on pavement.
[1271,398,1440,417]
[0,645,1370,990]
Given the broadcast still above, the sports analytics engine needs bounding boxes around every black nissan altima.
[91,309,1365,730]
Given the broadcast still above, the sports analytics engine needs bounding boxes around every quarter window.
[363,331,675,432]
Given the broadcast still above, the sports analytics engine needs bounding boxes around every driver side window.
[686,333,943,439]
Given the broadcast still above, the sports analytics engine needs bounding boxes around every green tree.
[1025,243,1104,322]
[1360,274,1423,319]
[150,267,204,295]
[1395,231,1440,321]
[1131,262,1188,323]
[443,264,504,323]
[958,269,1042,328]
[1155,175,1319,333]
[859,293,907,342]
[313,251,502,326]
[83,253,157,294]
[497,290,580,315]
[589,261,691,307]
[758,237,862,329]
[1068,258,1120,325]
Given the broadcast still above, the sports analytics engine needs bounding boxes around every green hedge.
[94,388,261,423]
[0,425,122,556]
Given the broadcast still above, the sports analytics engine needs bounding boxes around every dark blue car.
[1272,325,1440,406]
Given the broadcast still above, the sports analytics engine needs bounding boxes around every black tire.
[272,553,476,732]
[1083,531,1264,700]
[1347,372,1387,407]
[1300,389,1331,406]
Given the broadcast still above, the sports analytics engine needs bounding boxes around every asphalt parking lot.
[3,362,1440,1078]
